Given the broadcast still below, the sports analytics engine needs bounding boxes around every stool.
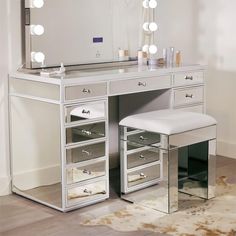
[119,109,217,213]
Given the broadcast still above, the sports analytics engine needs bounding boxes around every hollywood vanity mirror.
[24,0,157,69]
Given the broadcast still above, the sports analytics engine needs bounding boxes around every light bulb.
[149,22,158,32]
[31,0,44,8]
[143,22,150,32]
[142,0,149,8]
[142,45,149,53]
[149,0,157,8]
[31,52,45,63]
[30,25,44,36]
[149,45,158,54]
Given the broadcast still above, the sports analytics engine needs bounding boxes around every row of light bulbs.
[142,0,157,9]
[142,1,158,55]
[29,0,45,63]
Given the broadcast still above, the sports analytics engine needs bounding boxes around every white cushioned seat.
[119,109,217,135]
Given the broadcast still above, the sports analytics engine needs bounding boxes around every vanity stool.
[119,109,217,214]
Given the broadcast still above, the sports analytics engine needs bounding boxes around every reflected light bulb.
[149,0,157,8]
[31,52,45,63]
[30,25,44,36]
[143,22,150,32]
[142,45,149,53]
[31,0,44,8]
[142,0,149,8]
[149,45,158,54]
[149,22,158,32]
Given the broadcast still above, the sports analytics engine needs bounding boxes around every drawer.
[65,83,107,101]
[66,122,106,145]
[67,160,106,185]
[176,105,204,114]
[173,71,204,87]
[66,142,106,164]
[109,76,171,96]
[127,164,160,188]
[127,148,160,169]
[67,180,107,206]
[173,86,204,107]
[127,131,160,149]
[65,101,106,124]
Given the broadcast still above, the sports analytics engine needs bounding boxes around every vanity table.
[9,64,206,212]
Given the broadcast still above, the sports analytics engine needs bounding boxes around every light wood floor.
[1,156,236,236]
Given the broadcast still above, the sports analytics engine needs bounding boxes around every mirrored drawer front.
[67,161,106,185]
[127,148,160,169]
[66,142,106,164]
[65,101,106,124]
[174,86,204,107]
[127,132,160,148]
[65,83,107,101]
[127,164,160,188]
[66,122,106,145]
[67,180,107,206]
[110,76,171,96]
[173,71,204,87]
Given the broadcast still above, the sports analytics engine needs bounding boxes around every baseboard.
[217,141,236,159]
[13,165,61,191]
[0,176,11,196]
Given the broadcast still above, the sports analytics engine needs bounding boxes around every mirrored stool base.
[120,124,217,214]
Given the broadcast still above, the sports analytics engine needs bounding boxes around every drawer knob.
[83,169,92,175]
[185,76,193,80]
[83,189,92,195]
[139,136,148,141]
[138,82,147,87]
[82,109,91,115]
[83,88,91,94]
[140,173,147,179]
[185,94,193,98]
[139,155,145,160]
[81,129,92,136]
[82,150,92,156]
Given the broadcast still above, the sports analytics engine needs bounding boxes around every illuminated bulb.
[31,0,44,8]
[143,22,150,32]
[149,45,158,54]
[149,0,157,8]
[149,22,158,32]
[31,52,45,63]
[142,45,149,53]
[142,0,149,8]
[30,25,44,36]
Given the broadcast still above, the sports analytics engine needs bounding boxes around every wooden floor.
[1,156,236,236]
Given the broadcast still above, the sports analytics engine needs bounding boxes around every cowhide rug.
[81,176,236,236]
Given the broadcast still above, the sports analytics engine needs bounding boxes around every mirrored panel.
[24,0,157,68]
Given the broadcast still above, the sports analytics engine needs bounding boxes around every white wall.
[0,0,22,196]
[194,0,236,158]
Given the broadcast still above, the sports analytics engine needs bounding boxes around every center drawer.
[66,122,106,145]
[109,75,171,96]
[127,164,161,188]
[67,160,106,185]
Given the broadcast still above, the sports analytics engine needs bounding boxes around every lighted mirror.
[24,0,157,68]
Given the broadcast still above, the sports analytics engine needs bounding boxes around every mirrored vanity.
[9,0,207,212]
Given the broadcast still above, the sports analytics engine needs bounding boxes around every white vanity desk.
[9,64,206,212]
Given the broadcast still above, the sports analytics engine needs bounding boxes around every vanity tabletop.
[10,64,206,85]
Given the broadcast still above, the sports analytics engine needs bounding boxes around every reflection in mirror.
[24,0,158,68]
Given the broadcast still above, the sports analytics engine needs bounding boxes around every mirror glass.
[25,0,157,68]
